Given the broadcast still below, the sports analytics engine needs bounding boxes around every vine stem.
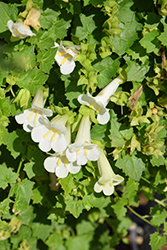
[126,205,164,233]
[141,176,167,208]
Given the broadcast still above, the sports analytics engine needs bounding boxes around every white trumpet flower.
[44,125,81,178]
[78,77,123,125]
[66,115,100,165]
[7,20,36,38]
[54,41,81,75]
[15,90,53,132]
[31,115,68,153]
[94,149,124,196]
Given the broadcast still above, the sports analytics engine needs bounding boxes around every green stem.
[126,205,164,233]
[141,177,167,208]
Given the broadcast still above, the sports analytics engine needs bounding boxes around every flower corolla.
[31,115,68,153]
[44,125,81,178]
[94,149,124,196]
[7,20,36,38]
[15,90,53,132]
[66,115,100,165]
[78,77,123,125]
[54,41,81,75]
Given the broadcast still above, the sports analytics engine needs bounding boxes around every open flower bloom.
[94,149,124,196]
[54,41,81,75]
[31,115,68,153]
[78,77,123,125]
[15,90,53,132]
[66,115,100,165]
[44,125,81,178]
[7,20,36,38]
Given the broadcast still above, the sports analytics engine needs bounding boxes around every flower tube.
[7,20,36,38]
[15,90,53,132]
[54,41,81,75]
[66,115,100,165]
[31,115,68,153]
[94,149,124,196]
[44,125,81,178]
[78,77,123,125]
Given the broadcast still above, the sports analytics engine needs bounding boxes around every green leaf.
[46,232,65,250]
[125,56,149,82]
[17,68,48,95]
[93,57,120,88]
[6,131,21,159]
[112,196,128,218]
[0,164,18,189]
[116,155,145,181]
[40,8,60,29]
[110,0,142,55]
[150,232,167,250]
[0,124,9,146]
[66,197,84,218]
[109,110,125,148]
[150,205,167,227]
[23,162,36,179]
[66,235,91,250]
[124,178,139,206]
[32,223,52,241]
[91,124,107,143]
[52,19,71,40]
[140,29,160,54]
[37,48,56,74]
[12,178,34,212]
[0,2,18,33]
[73,14,96,40]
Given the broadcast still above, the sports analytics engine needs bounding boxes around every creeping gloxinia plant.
[78,77,123,124]
[94,149,124,196]
[7,20,36,38]
[54,41,81,75]
[44,125,81,178]
[31,115,68,153]
[66,115,100,165]
[15,90,53,132]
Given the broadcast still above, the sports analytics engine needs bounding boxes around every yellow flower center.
[28,109,35,120]
[34,109,39,124]
[64,156,68,167]
[103,184,106,187]
[89,102,97,108]
[51,130,59,143]
[61,55,71,65]
[57,52,66,56]
[84,147,88,156]
[43,128,55,139]
[77,149,80,155]
[96,106,101,114]
[110,182,113,186]
[57,156,62,166]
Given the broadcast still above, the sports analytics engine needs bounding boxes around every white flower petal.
[87,147,100,161]
[15,111,29,124]
[66,148,77,162]
[97,110,110,125]
[31,125,48,142]
[77,149,88,165]
[39,138,52,152]
[103,184,114,196]
[56,165,68,178]
[60,60,75,75]
[94,182,103,193]
[52,134,67,152]
[44,156,57,173]
[68,162,81,174]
